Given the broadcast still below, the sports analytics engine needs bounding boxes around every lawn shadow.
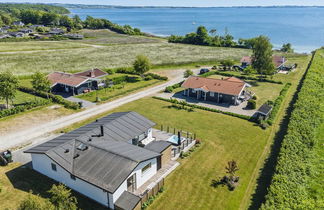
[248,53,313,210]
[5,162,107,210]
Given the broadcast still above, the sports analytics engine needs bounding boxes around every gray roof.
[26,112,155,154]
[25,112,159,193]
[115,191,141,210]
[145,141,172,153]
[257,103,273,116]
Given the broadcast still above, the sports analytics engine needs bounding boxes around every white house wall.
[112,157,157,203]
[31,154,111,208]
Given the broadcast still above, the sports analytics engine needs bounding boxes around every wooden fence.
[140,178,165,204]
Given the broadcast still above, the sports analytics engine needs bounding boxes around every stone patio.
[156,91,257,117]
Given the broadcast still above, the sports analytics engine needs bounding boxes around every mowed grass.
[0,41,89,52]
[0,91,47,105]
[58,98,269,209]
[0,42,249,75]
[76,79,161,103]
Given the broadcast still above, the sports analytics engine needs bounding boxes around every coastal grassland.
[0,41,90,52]
[0,41,249,75]
[78,29,163,45]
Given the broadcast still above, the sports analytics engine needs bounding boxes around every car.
[199,68,210,74]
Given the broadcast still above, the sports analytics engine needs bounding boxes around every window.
[70,174,76,180]
[51,163,57,171]
[192,89,196,93]
[210,92,215,97]
[141,163,152,174]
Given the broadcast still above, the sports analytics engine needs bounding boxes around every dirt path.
[0,70,186,150]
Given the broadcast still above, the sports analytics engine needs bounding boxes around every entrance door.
[127,174,136,192]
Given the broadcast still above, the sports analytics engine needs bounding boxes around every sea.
[69,7,324,53]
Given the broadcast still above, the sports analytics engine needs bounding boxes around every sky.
[2,0,324,7]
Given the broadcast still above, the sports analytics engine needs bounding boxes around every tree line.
[0,4,142,35]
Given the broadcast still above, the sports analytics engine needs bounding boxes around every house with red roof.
[48,69,108,95]
[240,55,287,69]
[181,76,253,105]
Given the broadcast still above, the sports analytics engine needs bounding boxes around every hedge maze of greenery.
[261,49,324,209]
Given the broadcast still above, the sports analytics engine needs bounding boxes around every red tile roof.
[182,76,246,96]
[74,68,107,78]
[48,72,89,87]
[241,55,286,68]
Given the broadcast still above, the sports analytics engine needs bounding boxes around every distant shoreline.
[52,4,324,9]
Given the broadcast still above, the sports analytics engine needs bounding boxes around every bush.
[165,86,173,93]
[247,99,256,109]
[252,95,257,100]
[144,73,168,81]
[0,100,51,118]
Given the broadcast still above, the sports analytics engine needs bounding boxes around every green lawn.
[76,79,161,103]
[0,91,47,105]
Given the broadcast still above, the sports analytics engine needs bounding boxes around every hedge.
[18,86,81,110]
[164,81,184,93]
[261,50,324,209]
[153,96,251,121]
[266,83,291,125]
[0,100,51,118]
[201,71,283,84]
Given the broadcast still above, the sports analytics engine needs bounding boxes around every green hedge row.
[266,83,291,125]
[201,71,283,84]
[153,96,251,121]
[164,81,184,93]
[0,100,51,118]
[18,86,81,110]
[261,50,324,209]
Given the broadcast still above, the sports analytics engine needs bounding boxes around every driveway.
[65,96,96,108]
[156,91,257,117]
[0,71,186,150]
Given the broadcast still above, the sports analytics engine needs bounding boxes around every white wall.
[31,154,111,208]
[112,158,157,203]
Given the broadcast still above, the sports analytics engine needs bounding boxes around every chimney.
[100,125,104,137]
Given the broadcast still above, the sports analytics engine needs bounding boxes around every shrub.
[165,86,173,93]
[0,100,51,118]
[252,95,257,100]
[247,99,256,109]
[144,73,168,81]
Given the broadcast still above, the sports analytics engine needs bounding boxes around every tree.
[196,26,210,45]
[0,71,18,108]
[220,59,235,70]
[225,160,239,177]
[31,71,51,97]
[18,193,54,210]
[252,36,275,75]
[133,55,151,76]
[41,12,59,25]
[184,69,193,78]
[281,43,294,53]
[243,66,256,75]
[48,184,77,210]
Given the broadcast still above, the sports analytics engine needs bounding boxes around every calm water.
[69,7,324,53]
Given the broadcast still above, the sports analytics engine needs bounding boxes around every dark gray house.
[181,76,252,105]
[48,69,108,95]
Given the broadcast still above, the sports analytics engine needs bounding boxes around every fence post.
[161,125,163,131]
[194,133,196,140]
[167,126,169,133]
[187,131,189,138]
[173,128,175,134]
